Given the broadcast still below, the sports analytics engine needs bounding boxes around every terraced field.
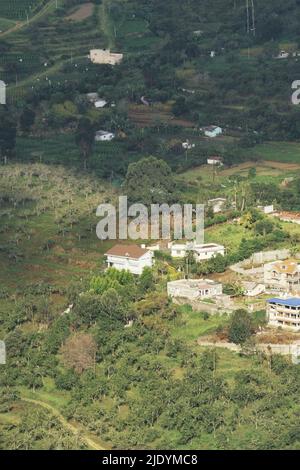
[0,0,44,20]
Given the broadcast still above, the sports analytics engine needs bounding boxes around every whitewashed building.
[203,126,222,138]
[257,204,274,215]
[94,99,108,108]
[208,198,227,213]
[169,242,225,261]
[105,244,153,275]
[193,243,225,261]
[267,298,300,331]
[89,49,123,65]
[95,130,115,142]
[207,156,223,165]
[167,278,223,300]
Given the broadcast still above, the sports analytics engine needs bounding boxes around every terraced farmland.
[0,0,44,20]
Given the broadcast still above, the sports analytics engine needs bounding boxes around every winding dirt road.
[21,397,106,451]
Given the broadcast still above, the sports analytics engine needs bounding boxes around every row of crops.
[0,0,45,20]
[0,51,43,83]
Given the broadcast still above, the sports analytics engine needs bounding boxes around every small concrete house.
[167,278,223,300]
[193,243,225,261]
[207,156,223,165]
[208,198,227,214]
[264,260,300,293]
[94,99,108,108]
[203,126,222,138]
[169,242,225,261]
[182,141,195,150]
[105,244,153,275]
[257,204,274,215]
[242,281,266,297]
[90,49,123,65]
[276,50,289,59]
[87,92,99,102]
[267,298,300,331]
[95,130,115,142]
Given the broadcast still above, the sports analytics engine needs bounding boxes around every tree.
[75,117,94,170]
[254,218,274,236]
[60,332,97,374]
[19,107,36,133]
[0,107,17,163]
[139,267,154,292]
[123,156,177,205]
[228,309,254,345]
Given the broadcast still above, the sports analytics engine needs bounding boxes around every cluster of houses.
[104,241,300,332]
[105,240,225,274]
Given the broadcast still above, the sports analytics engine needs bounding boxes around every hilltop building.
[95,130,115,142]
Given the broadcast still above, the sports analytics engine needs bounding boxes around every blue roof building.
[267,297,300,331]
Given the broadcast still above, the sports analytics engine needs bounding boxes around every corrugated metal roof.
[267,298,300,307]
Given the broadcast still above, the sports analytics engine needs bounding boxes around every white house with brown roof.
[105,244,153,275]
[264,260,300,293]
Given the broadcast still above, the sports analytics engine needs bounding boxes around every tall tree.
[0,108,17,163]
[75,117,94,170]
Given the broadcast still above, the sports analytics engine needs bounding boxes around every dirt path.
[99,0,116,50]
[21,397,106,450]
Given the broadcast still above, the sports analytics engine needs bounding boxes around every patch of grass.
[0,17,16,32]
[172,306,229,343]
[246,141,300,163]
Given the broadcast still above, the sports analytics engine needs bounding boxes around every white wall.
[107,252,153,275]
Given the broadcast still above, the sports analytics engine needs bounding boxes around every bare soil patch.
[66,2,94,22]
[128,104,195,128]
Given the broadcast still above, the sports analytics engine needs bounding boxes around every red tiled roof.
[105,244,148,259]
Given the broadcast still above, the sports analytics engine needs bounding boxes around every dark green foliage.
[228,309,254,345]
[123,156,177,204]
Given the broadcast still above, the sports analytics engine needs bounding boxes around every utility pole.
[246,0,250,34]
[250,0,256,37]
[246,0,256,36]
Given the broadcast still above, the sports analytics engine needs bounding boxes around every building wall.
[267,303,300,331]
[170,245,187,258]
[264,262,300,292]
[194,247,225,261]
[90,49,123,65]
[107,252,153,275]
[167,281,223,300]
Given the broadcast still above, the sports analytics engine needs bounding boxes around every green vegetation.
[2,0,300,451]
